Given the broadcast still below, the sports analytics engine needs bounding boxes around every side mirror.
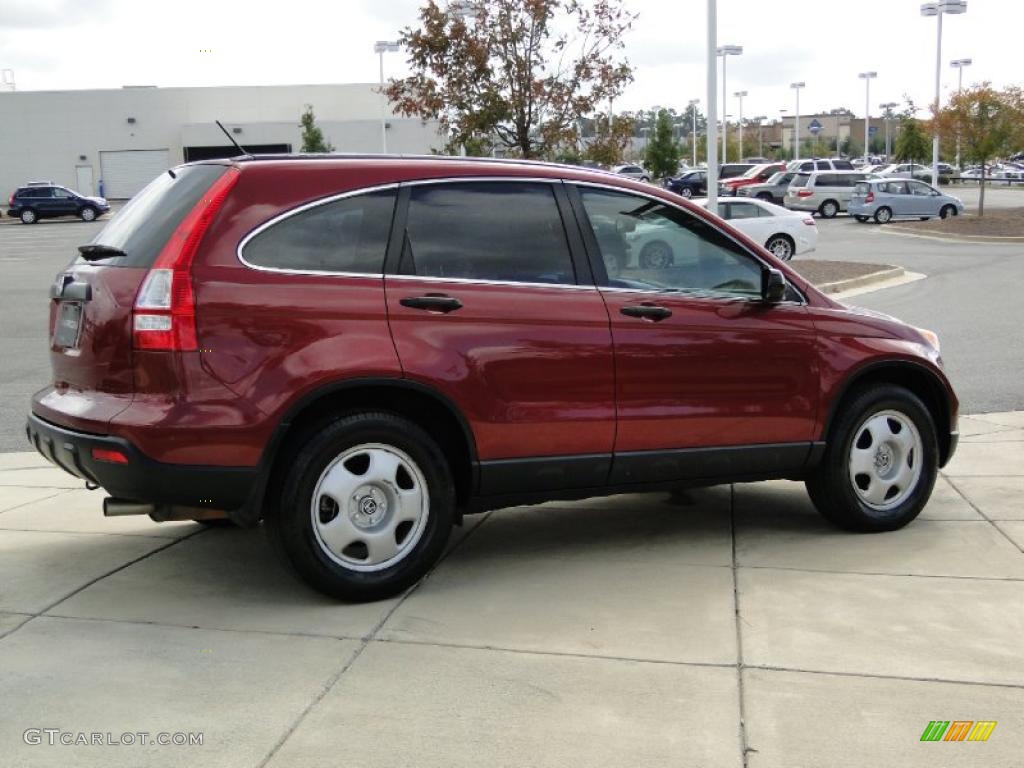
[762,268,787,303]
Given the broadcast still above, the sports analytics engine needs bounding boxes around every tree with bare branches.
[385,0,634,158]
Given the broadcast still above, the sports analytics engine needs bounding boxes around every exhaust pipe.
[102,498,229,523]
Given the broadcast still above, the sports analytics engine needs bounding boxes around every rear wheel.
[818,199,840,219]
[79,206,97,222]
[266,411,454,601]
[679,187,693,199]
[806,385,937,532]
[874,206,893,224]
[20,209,37,224]
[639,240,674,268]
[765,234,794,261]
[940,204,957,219]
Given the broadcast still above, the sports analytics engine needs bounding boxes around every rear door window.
[243,189,396,274]
[400,182,576,285]
[816,174,838,187]
[815,161,831,171]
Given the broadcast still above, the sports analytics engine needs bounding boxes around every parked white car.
[622,197,816,266]
[612,164,651,182]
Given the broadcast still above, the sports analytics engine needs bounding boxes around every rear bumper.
[26,412,257,509]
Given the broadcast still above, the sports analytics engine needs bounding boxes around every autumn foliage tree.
[583,112,634,166]
[385,0,634,158]
[933,84,1024,216]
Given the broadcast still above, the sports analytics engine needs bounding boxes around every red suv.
[27,156,959,601]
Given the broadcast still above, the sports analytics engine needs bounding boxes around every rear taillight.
[797,189,813,198]
[865,192,875,203]
[132,167,240,351]
[803,217,816,226]
[8,193,14,207]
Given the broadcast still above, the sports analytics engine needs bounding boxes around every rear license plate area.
[54,301,83,349]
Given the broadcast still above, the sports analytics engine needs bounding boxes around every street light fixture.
[716,45,742,162]
[374,40,400,154]
[858,72,877,165]
[879,101,898,160]
[688,98,700,167]
[751,116,767,157]
[734,90,748,160]
[921,0,967,185]
[950,57,972,169]
[706,0,719,214]
[790,82,805,161]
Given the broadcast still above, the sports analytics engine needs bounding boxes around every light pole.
[716,45,742,163]
[921,0,967,185]
[374,40,400,154]
[752,116,766,157]
[734,90,747,160]
[791,82,805,161]
[688,98,699,167]
[879,102,898,160]
[950,57,972,169]
[706,0,719,214]
[858,72,876,164]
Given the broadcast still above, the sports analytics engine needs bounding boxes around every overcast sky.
[1,0,1019,121]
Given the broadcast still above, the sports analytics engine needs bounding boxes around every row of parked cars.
[663,160,965,223]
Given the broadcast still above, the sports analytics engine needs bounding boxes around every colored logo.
[920,721,997,742]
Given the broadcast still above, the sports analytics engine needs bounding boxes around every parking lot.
[1,198,1023,765]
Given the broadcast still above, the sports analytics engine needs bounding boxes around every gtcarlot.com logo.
[23,729,203,747]
[920,721,997,742]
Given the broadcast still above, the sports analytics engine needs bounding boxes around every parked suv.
[787,158,855,173]
[737,170,798,205]
[786,170,871,217]
[8,184,109,224]
[27,156,958,601]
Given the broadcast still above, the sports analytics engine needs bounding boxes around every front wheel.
[765,235,794,261]
[940,204,957,219]
[266,411,455,601]
[79,206,97,222]
[806,385,938,532]
[679,187,693,199]
[874,206,893,224]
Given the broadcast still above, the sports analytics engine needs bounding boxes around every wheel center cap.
[875,446,892,472]
[351,486,387,528]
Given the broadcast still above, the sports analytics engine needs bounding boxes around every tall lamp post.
[858,72,877,164]
[751,116,766,157]
[790,82,805,161]
[717,45,742,163]
[921,0,968,186]
[879,101,898,160]
[734,90,747,160]
[706,0,719,214]
[374,40,400,154]
[950,57,972,169]
[688,98,700,167]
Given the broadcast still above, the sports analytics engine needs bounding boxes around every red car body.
[722,163,787,194]
[28,156,958,525]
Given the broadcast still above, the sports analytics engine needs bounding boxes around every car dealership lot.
[0,423,1022,767]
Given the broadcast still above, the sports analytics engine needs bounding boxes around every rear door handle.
[400,294,463,313]
[621,304,672,321]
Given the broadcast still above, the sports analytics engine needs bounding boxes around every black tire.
[873,206,892,224]
[765,234,794,261]
[818,199,840,219]
[20,209,37,224]
[756,192,773,201]
[265,411,455,601]
[639,175,650,183]
[639,240,674,269]
[679,187,694,199]
[919,216,930,221]
[197,517,237,528]
[806,385,938,532]
[79,206,98,222]
[940,204,956,219]
[854,215,869,223]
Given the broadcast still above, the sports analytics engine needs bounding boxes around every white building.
[0,83,444,199]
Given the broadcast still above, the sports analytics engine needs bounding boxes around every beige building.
[0,83,443,199]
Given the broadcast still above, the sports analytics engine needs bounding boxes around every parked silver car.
[612,164,651,182]
[848,178,965,223]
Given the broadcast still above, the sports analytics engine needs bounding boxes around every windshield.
[85,164,227,268]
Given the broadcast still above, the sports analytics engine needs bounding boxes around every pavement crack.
[944,476,1024,555]
[730,484,751,768]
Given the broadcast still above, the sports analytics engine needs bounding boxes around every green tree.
[385,0,634,158]
[934,83,1024,216]
[894,117,930,162]
[644,109,681,178]
[583,112,634,166]
[299,105,334,153]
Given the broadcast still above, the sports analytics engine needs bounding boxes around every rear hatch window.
[81,164,228,267]
[853,182,871,195]
[791,173,811,188]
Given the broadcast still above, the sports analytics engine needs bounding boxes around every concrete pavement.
[0,412,1022,766]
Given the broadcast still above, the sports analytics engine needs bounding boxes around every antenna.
[215,120,249,157]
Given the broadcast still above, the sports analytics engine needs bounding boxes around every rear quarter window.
[242,189,396,274]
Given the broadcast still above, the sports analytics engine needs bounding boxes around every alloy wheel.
[848,410,923,512]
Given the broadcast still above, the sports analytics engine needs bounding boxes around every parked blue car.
[849,178,965,224]
[6,183,110,224]
[663,170,707,199]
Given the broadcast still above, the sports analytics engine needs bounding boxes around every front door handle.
[400,294,463,313]
[621,304,672,321]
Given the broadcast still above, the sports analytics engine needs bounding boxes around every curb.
[882,226,1024,244]
[817,266,905,295]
